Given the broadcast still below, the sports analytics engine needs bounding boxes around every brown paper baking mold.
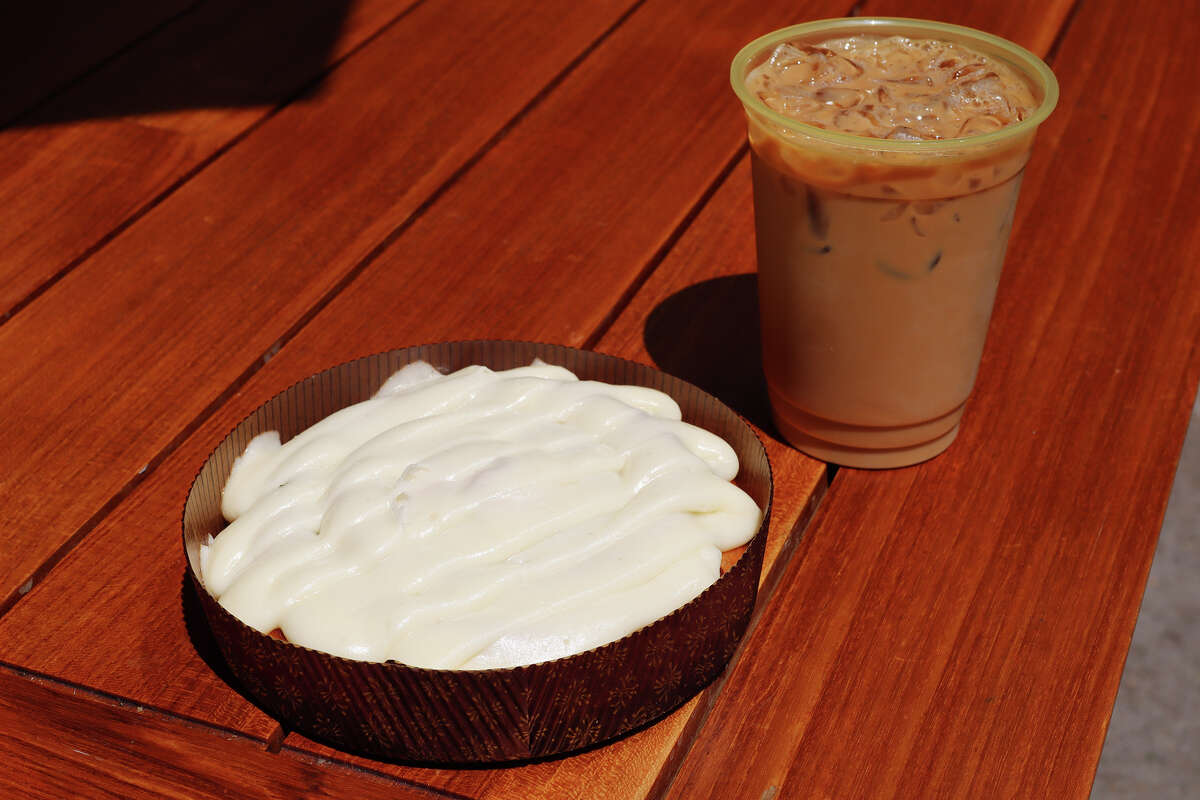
[183,341,773,763]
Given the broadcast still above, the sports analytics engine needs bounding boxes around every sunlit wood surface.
[1,0,1195,797]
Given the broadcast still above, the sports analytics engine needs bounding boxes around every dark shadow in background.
[643,273,777,437]
[3,0,355,129]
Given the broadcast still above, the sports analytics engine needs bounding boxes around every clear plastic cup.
[731,18,1058,468]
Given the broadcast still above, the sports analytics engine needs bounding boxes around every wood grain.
[0,665,451,800]
[663,0,1200,797]
[0,0,635,611]
[0,0,415,317]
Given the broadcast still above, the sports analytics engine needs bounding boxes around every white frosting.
[199,360,760,670]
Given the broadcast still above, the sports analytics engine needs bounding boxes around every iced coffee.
[731,19,1058,468]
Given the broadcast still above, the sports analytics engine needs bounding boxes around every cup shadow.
[642,273,776,437]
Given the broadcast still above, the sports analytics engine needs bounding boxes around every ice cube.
[834,109,874,134]
[957,115,1005,136]
[767,43,808,68]
[951,63,987,82]
[763,84,820,116]
[817,87,863,108]
[798,45,864,84]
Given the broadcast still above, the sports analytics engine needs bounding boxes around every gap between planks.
[0,659,286,754]
[1044,0,1085,66]
[643,475,829,800]
[581,142,748,352]
[0,660,464,799]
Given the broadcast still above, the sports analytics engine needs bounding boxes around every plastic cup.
[731,18,1058,468]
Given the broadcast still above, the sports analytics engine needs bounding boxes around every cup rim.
[730,17,1060,152]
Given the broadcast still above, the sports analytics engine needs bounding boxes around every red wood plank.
[0,0,412,317]
[860,0,1076,56]
[0,0,635,611]
[0,2,195,124]
[0,665,451,800]
[0,0,836,795]
[663,0,1200,796]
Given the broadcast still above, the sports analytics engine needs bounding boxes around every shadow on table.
[181,573,266,714]
[642,273,776,437]
[3,0,354,129]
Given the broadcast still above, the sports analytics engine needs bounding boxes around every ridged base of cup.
[769,392,965,469]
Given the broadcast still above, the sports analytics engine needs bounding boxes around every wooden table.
[2,1,1196,797]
